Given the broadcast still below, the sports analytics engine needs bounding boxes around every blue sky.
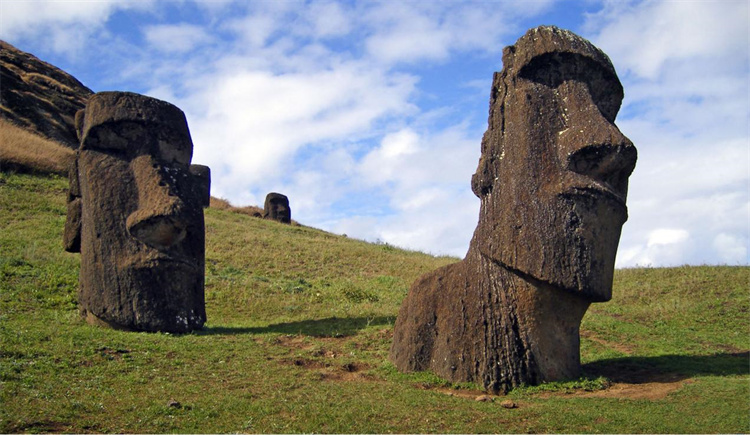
[2,0,748,267]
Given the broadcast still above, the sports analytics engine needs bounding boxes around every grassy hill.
[1,171,748,433]
[0,119,74,175]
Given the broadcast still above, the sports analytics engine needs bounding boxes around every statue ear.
[471,149,496,198]
[74,109,85,143]
[189,164,211,208]
[63,156,81,253]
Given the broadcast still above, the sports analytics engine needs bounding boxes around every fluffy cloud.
[361,1,554,66]
[305,1,353,39]
[143,23,214,54]
[343,124,481,256]
[585,0,749,267]
[0,0,153,57]
[589,0,748,80]
[182,63,418,203]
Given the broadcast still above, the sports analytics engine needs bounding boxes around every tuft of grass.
[1,172,748,433]
[0,119,74,175]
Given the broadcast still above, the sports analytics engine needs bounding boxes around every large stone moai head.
[63,91,210,333]
[263,192,291,224]
[471,26,636,302]
[390,26,637,392]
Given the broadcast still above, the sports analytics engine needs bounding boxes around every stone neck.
[475,250,592,383]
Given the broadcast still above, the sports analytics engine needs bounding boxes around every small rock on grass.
[500,399,518,409]
[475,395,494,402]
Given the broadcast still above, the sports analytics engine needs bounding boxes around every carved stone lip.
[124,255,200,272]
[563,184,627,212]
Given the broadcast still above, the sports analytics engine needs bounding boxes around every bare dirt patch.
[570,379,695,400]
[272,334,346,350]
[319,363,377,382]
[96,346,130,361]
[414,383,501,401]
[9,419,72,433]
[580,329,634,355]
[279,356,375,382]
[544,360,705,401]
[271,335,376,383]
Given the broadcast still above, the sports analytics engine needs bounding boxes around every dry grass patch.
[210,195,303,224]
[0,119,73,175]
[210,196,264,217]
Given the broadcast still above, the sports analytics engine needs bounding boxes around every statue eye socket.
[518,52,623,122]
[80,125,130,153]
[81,121,151,155]
[157,137,191,166]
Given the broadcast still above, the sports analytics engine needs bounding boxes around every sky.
[1,0,748,267]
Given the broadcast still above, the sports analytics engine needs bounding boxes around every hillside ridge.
[0,40,93,148]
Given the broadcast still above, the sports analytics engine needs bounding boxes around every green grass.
[1,171,748,433]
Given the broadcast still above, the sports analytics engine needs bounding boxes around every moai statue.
[263,192,291,224]
[390,26,637,392]
[63,91,210,333]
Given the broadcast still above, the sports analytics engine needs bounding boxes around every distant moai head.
[263,192,291,224]
[470,26,637,302]
[64,91,210,332]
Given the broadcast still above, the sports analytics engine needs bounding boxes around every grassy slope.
[1,172,748,433]
[0,119,74,175]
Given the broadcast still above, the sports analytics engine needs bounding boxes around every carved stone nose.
[126,210,186,250]
[127,154,189,250]
[566,140,637,194]
[556,81,637,196]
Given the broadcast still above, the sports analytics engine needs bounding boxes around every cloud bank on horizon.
[2,0,747,267]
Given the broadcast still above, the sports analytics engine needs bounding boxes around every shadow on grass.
[583,351,749,384]
[198,316,396,337]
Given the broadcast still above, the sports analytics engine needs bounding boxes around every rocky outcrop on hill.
[1,40,93,149]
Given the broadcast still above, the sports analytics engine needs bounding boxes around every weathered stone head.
[471,25,636,302]
[263,192,291,224]
[390,26,637,392]
[63,91,210,333]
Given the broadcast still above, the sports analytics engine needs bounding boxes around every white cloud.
[223,1,303,50]
[713,233,748,265]
[306,0,352,38]
[0,0,154,57]
[183,63,418,202]
[617,228,693,267]
[647,229,689,248]
[0,1,114,33]
[616,135,749,267]
[332,188,478,258]
[364,3,453,64]
[588,0,748,79]
[345,122,481,256]
[361,1,555,66]
[586,0,749,267]
[143,23,214,53]
[359,129,421,184]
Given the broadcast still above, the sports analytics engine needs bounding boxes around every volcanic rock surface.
[1,40,93,149]
[390,26,637,392]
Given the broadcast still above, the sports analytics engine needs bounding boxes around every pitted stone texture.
[391,26,637,392]
[64,91,210,333]
[263,192,291,224]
